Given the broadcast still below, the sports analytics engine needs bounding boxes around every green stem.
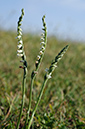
[27,77,48,129]
[24,76,35,128]
[16,69,26,129]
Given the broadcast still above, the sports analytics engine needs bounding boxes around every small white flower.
[17,50,23,53]
[47,74,51,79]
[40,42,45,45]
[18,31,22,35]
[40,46,45,51]
[40,38,44,41]
[36,61,38,64]
[41,33,44,36]
[53,64,57,68]
[18,40,23,44]
[17,44,22,49]
[39,51,43,55]
[57,58,61,61]
[18,28,22,32]
[17,35,22,39]
[37,55,41,60]
[17,53,23,57]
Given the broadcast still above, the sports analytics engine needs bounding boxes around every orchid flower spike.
[17,8,27,76]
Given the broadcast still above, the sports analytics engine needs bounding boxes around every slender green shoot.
[24,15,47,128]
[16,9,27,129]
[27,45,69,129]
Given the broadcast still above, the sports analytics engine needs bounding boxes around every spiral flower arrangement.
[17,9,27,76]
[45,45,69,79]
[31,15,47,79]
[35,15,47,69]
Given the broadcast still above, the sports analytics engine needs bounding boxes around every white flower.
[18,28,22,32]
[18,40,23,44]
[45,69,52,79]
[17,35,22,39]
[18,31,22,35]
[37,55,41,60]
[41,33,44,36]
[17,50,23,53]
[17,53,23,57]
[36,61,38,64]
[53,64,57,68]
[40,38,44,41]
[47,73,51,79]
[40,46,45,51]
[17,44,22,49]
[40,42,45,45]
[39,51,43,55]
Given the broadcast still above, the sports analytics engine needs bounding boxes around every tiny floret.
[17,44,22,49]
[18,40,23,44]
[17,8,27,73]
[40,38,44,41]
[40,42,45,45]
[18,31,22,35]
[37,55,41,60]
[39,51,43,55]
[17,53,23,57]
[41,33,44,36]
[40,46,45,50]
[47,74,51,79]
[17,49,23,53]
[17,35,22,39]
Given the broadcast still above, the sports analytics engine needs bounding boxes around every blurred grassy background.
[0,30,85,128]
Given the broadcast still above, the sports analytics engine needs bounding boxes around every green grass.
[0,30,85,128]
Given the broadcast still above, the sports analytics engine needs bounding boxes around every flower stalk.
[24,15,47,128]
[27,45,69,129]
[16,9,27,129]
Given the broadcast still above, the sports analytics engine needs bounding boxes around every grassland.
[0,30,85,128]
